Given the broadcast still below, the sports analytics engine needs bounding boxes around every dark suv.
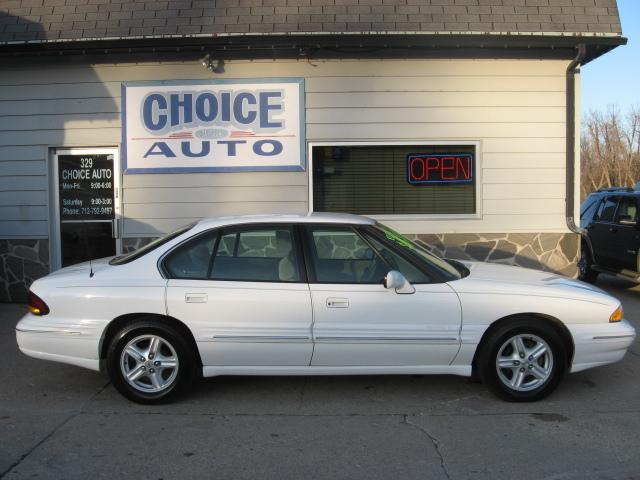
[579,187,640,283]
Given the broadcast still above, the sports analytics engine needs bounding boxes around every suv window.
[595,197,619,223]
[305,226,390,284]
[210,227,301,282]
[615,197,638,224]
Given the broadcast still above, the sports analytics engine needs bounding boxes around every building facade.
[0,0,625,302]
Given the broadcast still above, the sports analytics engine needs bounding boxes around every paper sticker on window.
[383,231,415,250]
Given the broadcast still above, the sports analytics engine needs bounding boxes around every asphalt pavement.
[1,275,639,479]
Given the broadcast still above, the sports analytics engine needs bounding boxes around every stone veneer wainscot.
[0,240,49,303]
[409,233,579,278]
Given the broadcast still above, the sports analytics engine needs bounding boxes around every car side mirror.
[384,270,415,294]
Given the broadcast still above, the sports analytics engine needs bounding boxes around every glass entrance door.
[53,149,121,268]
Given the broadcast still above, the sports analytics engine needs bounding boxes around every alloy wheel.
[120,334,180,393]
[495,334,554,392]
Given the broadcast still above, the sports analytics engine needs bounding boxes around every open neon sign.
[407,154,473,184]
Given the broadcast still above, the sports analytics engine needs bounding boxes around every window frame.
[594,195,621,224]
[300,223,448,285]
[360,224,458,283]
[161,228,219,280]
[159,221,456,285]
[614,195,639,225]
[580,194,600,217]
[111,222,196,266]
[160,223,308,284]
[307,141,482,221]
[580,194,602,227]
[301,224,390,285]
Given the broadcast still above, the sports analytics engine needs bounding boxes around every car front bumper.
[569,319,636,373]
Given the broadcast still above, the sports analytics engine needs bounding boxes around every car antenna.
[84,221,94,278]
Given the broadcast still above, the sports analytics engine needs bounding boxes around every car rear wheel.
[106,320,197,404]
[478,319,567,402]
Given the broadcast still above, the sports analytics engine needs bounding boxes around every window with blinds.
[312,144,476,215]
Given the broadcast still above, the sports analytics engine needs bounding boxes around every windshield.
[109,222,196,265]
[580,194,598,216]
[372,222,462,280]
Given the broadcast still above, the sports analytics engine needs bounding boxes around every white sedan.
[16,213,636,404]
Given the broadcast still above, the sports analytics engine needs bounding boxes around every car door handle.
[326,297,349,308]
[609,227,618,233]
[185,293,207,303]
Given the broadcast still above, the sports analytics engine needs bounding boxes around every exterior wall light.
[201,54,225,74]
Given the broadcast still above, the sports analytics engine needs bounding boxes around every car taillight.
[28,291,49,316]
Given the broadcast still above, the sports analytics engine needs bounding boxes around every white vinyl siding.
[0,58,569,238]
[0,145,49,238]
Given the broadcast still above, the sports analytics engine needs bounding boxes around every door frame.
[50,147,122,271]
[589,195,621,267]
[610,195,640,270]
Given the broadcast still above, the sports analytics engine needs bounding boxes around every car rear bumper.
[16,314,101,371]
[569,319,636,373]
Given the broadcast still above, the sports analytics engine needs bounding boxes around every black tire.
[106,319,197,404]
[477,318,567,402]
[578,244,598,283]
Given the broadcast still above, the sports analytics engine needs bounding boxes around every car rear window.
[109,223,196,265]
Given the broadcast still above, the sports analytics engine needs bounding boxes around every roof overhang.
[0,33,626,64]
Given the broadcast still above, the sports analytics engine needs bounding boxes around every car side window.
[210,227,301,282]
[360,232,431,283]
[305,226,389,284]
[615,197,638,224]
[595,196,619,223]
[163,231,218,279]
[216,232,237,257]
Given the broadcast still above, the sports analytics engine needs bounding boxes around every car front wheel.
[578,245,598,283]
[478,320,567,402]
[106,320,197,404]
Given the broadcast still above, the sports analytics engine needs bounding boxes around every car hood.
[448,261,611,302]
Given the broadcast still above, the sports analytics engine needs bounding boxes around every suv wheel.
[577,245,598,283]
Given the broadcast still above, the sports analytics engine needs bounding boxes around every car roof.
[195,212,376,229]
[592,188,637,196]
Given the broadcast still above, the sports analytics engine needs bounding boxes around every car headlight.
[609,305,624,323]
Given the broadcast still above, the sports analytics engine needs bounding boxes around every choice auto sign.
[122,79,305,173]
